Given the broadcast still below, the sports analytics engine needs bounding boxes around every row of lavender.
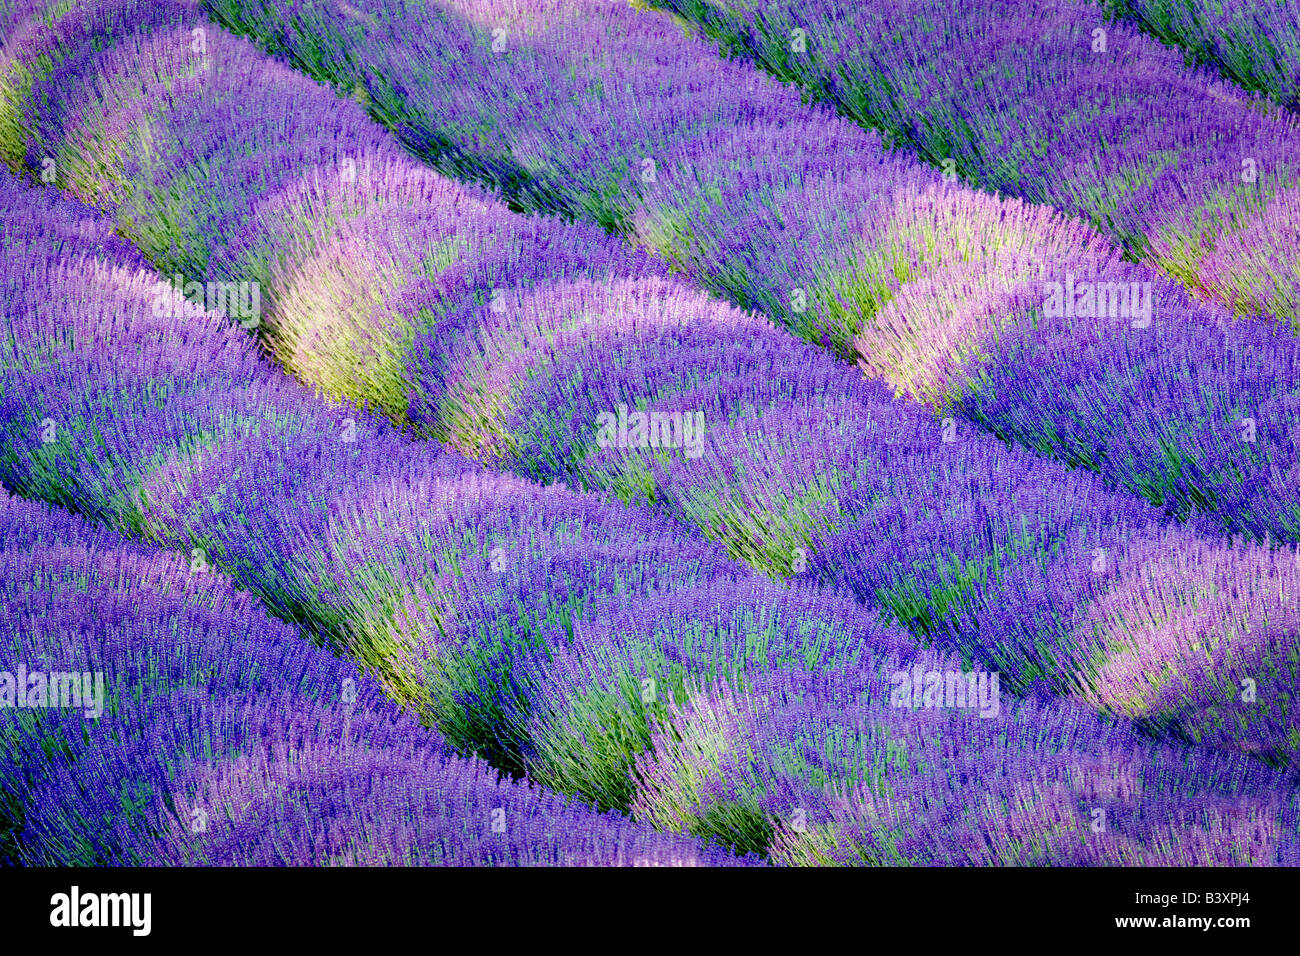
[0,494,744,865]
[13,177,1298,867]
[185,0,1300,542]
[1100,0,1300,110]
[4,0,1299,773]
[647,0,1300,320]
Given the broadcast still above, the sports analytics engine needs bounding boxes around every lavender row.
[854,229,1300,541]
[181,0,1300,541]
[460,531,1300,863]
[1100,0,1300,109]
[5,2,1299,769]
[647,0,1300,322]
[632,666,1300,864]
[0,489,749,865]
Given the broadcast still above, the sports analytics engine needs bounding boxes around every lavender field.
[1,0,1298,868]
